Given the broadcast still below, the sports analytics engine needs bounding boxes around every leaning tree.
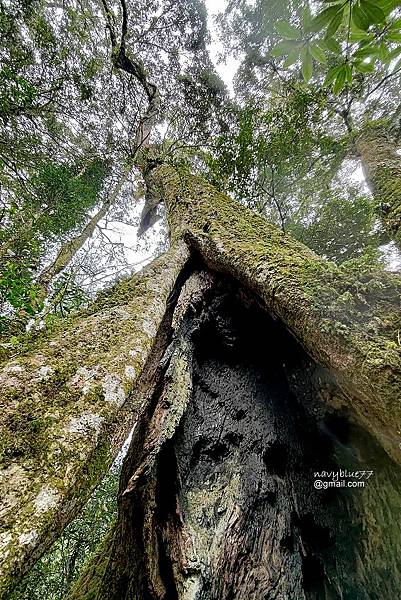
[1,0,401,599]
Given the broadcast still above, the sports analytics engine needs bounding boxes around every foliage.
[287,187,384,262]
[205,84,343,230]
[271,0,401,94]
[0,158,108,333]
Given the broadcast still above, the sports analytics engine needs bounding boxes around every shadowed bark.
[68,272,401,600]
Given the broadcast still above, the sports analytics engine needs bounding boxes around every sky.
[204,0,240,95]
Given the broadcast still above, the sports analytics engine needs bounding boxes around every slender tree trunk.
[356,123,401,250]
[1,163,401,598]
[36,162,133,298]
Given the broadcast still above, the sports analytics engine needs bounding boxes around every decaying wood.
[141,162,401,465]
[68,273,401,600]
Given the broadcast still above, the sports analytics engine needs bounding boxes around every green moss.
[66,527,117,600]
[0,243,188,599]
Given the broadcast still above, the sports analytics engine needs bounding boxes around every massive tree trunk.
[68,270,401,599]
[356,123,401,250]
[1,161,401,598]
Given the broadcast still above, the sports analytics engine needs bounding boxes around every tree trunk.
[0,242,190,597]
[1,163,401,598]
[356,123,401,250]
[36,163,133,299]
[68,270,401,600]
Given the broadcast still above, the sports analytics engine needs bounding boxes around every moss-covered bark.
[0,242,189,598]
[68,272,401,600]
[356,123,401,249]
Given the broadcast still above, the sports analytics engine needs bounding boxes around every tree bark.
[2,162,401,598]
[0,242,190,598]
[356,123,401,250]
[68,270,401,600]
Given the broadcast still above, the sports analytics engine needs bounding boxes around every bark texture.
[0,242,189,598]
[356,123,401,249]
[2,161,401,597]
[68,272,401,600]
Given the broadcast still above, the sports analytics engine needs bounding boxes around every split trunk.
[1,162,401,599]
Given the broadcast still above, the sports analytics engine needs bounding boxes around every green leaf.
[378,42,390,62]
[378,0,400,14]
[388,46,401,59]
[349,29,369,42]
[308,5,343,32]
[270,40,297,57]
[323,37,342,52]
[333,66,347,93]
[353,44,380,59]
[386,32,401,41]
[353,59,375,72]
[326,10,344,38]
[283,47,300,67]
[344,63,353,83]
[389,17,401,30]
[310,43,327,63]
[361,0,386,24]
[301,6,313,30]
[301,47,313,81]
[323,64,343,86]
[275,20,300,39]
[352,5,370,30]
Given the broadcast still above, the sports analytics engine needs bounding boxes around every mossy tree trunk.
[2,161,401,598]
[356,124,401,250]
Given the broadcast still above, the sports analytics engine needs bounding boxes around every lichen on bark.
[0,242,189,598]
[68,272,401,600]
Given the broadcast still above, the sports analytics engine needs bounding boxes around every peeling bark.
[356,123,401,249]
